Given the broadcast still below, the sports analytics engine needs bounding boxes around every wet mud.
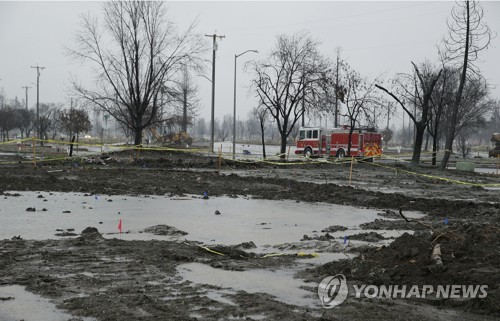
[1,150,499,320]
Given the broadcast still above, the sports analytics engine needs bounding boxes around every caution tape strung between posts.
[1,139,499,187]
[199,246,319,258]
[368,156,500,188]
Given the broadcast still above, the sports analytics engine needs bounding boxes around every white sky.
[1,1,499,129]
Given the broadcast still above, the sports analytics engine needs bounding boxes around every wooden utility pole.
[205,33,225,153]
[335,54,340,128]
[31,65,46,142]
[22,86,31,110]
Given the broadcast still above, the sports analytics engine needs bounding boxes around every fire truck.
[295,126,383,159]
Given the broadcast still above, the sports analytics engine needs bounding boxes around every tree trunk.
[134,129,142,146]
[182,89,188,133]
[69,136,76,157]
[411,124,426,165]
[432,135,438,166]
[347,128,354,157]
[260,123,266,159]
[440,1,470,170]
[280,133,287,159]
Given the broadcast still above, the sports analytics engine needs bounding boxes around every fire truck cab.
[295,126,382,159]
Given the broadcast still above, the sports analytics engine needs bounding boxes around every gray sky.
[1,1,499,129]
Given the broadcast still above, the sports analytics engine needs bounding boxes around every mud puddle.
[177,263,320,309]
[0,191,423,249]
[0,285,96,321]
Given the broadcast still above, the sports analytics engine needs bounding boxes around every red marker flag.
[118,219,122,234]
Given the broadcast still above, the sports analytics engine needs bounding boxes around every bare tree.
[341,63,382,157]
[59,108,93,143]
[165,66,201,133]
[486,101,500,134]
[453,76,492,140]
[195,117,206,139]
[248,31,329,158]
[217,114,232,142]
[253,105,269,159]
[69,1,206,145]
[440,0,493,169]
[0,107,16,141]
[376,61,442,165]
[246,112,260,141]
[34,103,59,142]
[428,66,456,165]
[15,108,35,139]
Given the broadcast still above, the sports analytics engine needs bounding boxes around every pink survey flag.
[118,219,122,233]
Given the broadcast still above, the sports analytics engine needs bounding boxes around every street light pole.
[233,49,258,159]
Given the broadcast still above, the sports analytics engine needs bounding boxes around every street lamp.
[233,49,258,159]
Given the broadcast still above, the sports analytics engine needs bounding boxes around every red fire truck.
[295,126,383,159]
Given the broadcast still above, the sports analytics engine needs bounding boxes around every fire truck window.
[299,130,305,140]
[307,130,312,139]
[313,130,318,139]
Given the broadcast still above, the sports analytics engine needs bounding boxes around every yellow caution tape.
[368,157,500,187]
[260,252,319,258]
[1,139,498,187]
[297,252,319,257]
[200,246,225,256]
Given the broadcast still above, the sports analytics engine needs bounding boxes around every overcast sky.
[1,1,499,129]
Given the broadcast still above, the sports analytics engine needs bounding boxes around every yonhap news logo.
[318,274,488,308]
[317,274,348,308]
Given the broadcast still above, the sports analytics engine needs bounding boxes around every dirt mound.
[360,218,425,230]
[321,225,348,233]
[306,223,500,316]
[143,224,188,236]
[348,231,387,242]
[78,227,104,242]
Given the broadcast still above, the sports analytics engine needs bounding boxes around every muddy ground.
[1,149,499,320]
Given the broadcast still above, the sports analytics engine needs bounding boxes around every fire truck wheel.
[304,147,313,158]
[336,149,345,159]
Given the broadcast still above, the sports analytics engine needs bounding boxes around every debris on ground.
[143,224,188,236]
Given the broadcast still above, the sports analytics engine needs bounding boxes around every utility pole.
[31,65,46,142]
[334,53,340,128]
[301,67,306,127]
[22,86,31,110]
[205,33,225,153]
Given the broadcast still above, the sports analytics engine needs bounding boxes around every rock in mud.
[376,209,400,219]
[235,241,257,249]
[301,233,335,241]
[360,218,423,230]
[321,225,348,233]
[143,225,188,236]
[78,227,104,241]
[348,232,386,242]
[55,231,78,237]
[275,240,342,252]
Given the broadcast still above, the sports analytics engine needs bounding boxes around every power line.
[232,2,441,32]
